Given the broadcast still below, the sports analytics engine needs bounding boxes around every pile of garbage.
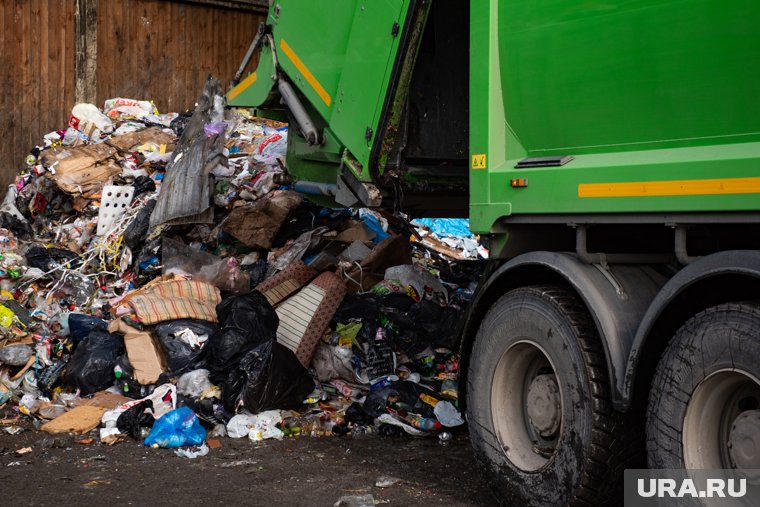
[0,78,486,453]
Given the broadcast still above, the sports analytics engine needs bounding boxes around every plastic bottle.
[114,365,123,379]
[406,414,441,431]
[370,374,398,391]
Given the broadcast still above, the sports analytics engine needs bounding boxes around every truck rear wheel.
[647,303,760,472]
[467,286,626,506]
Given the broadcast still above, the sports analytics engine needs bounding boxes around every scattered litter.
[174,442,209,459]
[220,459,257,468]
[334,494,377,507]
[374,476,401,488]
[0,79,483,462]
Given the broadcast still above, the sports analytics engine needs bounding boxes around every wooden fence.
[0,0,266,186]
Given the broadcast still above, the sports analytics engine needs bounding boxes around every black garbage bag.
[0,211,33,240]
[241,259,268,287]
[407,300,462,350]
[132,175,156,198]
[331,294,380,324]
[345,402,374,426]
[379,300,463,354]
[222,340,314,413]
[154,319,217,375]
[25,246,81,271]
[363,381,442,419]
[68,314,108,346]
[63,331,124,395]
[169,111,193,137]
[116,399,154,439]
[205,291,278,383]
[123,199,156,251]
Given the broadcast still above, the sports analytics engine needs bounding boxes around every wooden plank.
[39,0,50,138]
[95,0,108,105]
[148,0,160,110]
[64,0,74,122]
[0,1,8,184]
[30,0,41,153]
[20,0,30,168]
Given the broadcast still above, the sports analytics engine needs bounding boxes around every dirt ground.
[0,419,497,507]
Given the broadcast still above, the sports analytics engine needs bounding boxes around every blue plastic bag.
[358,210,389,244]
[411,218,473,238]
[144,407,206,448]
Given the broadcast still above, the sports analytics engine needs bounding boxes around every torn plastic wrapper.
[267,226,329,273]
[177,369,213,398]
[162,237,249,294]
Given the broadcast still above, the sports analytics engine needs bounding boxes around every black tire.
[467,285,627,507]
[647,303,760,469]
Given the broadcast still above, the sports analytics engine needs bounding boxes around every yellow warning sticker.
[472,153,487,169]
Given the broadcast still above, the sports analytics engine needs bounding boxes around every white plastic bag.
[226,410,284,440]
[177,369,212,398]
[69,103,114,134]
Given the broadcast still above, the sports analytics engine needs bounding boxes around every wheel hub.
[526,374,561,438]
[729,409,760,469]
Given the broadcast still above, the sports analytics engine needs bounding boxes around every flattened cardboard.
[335,221,376,243]
[108,319,165,385]
[76,391,132,410]
[40,143,120,197]
[222,190,303,249]
[41,405,108,435]
[107,126,176,152]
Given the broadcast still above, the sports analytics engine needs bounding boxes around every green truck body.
[228,2,760,505]
[229,0,760,234]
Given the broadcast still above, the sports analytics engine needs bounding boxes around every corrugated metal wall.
[0,0,265,186]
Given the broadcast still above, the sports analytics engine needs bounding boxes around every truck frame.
[228,1,760,505]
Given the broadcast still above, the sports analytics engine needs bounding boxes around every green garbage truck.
[228,1,760,505]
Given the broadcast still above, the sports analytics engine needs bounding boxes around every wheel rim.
[491,340,562,472]
[683,368,760,471]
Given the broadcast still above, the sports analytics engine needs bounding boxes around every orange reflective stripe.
[280,38,332,107]
[578,177,760,198]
